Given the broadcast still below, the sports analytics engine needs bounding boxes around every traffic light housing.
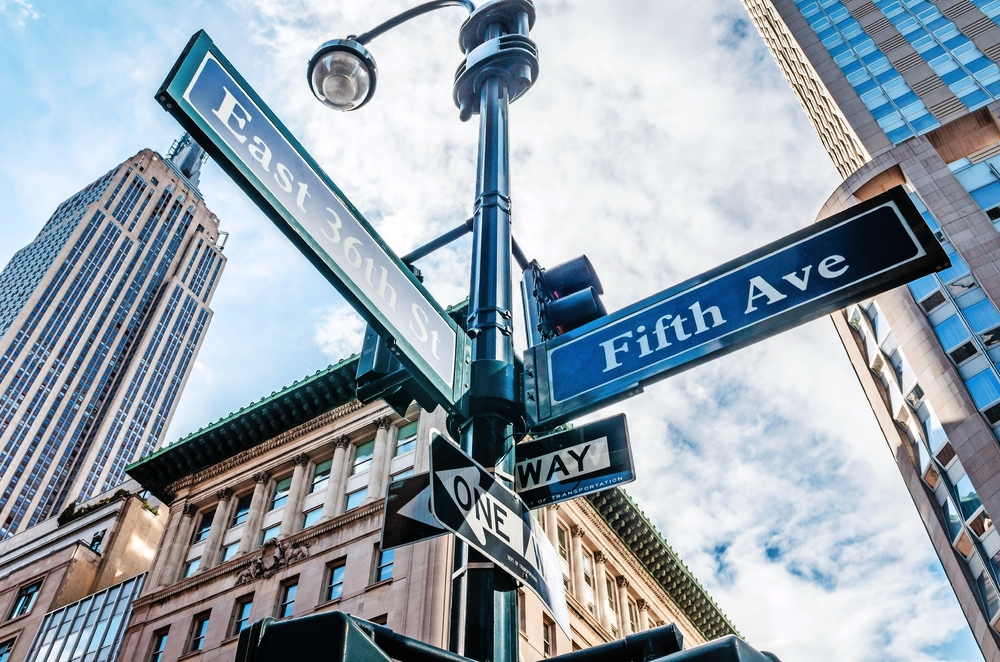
[356,324,440,417]
[523,255,607,344]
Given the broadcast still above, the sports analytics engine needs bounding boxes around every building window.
[0,640,13,662]
[391,468,414,482]
[542,618,554,656]
[303,507,323,529]
[582,552,593,588]
[346,488,367,511]
[189,613,210,653]
[8,580,41,619]
[518,590,526,633]
[148,630,168,662]
[183,558,201,578]
[192,509,215,543]
[327,562,346,601]
[353,440,375,475]
[395,421,418,456]
[628,600,638,633]
[270,477,293,511]
[90,529,106,553]
[557,527,567,560]
[231,596,254,637]
[221,542,240,563]
[277,580,298,619]
[230,494,252,527]
[261,524,280,544]
[605,577,617,614]
[375,548,394,583]
[979,571,1000,622]
[311,459,333,493]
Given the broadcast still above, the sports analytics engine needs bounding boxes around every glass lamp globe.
[307,39,378,111]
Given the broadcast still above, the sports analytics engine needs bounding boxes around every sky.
[0,0,987,660]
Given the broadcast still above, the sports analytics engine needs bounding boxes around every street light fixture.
[307,0,476,112]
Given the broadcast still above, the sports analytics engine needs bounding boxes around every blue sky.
[0,1,986,659]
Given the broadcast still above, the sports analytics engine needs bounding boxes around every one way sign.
[429,433,570,636]
[381,473,447,551]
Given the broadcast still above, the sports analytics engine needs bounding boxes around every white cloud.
[0,0,39,28]
[314,304,367,363]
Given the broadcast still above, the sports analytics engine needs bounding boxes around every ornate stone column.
[637,599,650,631]
[366,417,393,501]
[280,453,311,537]
[616,576,632,635]
[570,525,586,599]
[545,504,560,552]
[321,436,351,520]
[202,489,232,569]
[161,504,197,585]
[239,471,271,554]
[594,550,610,629]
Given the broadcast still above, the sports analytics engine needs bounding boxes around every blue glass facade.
[0,146,224,539]
[873,0,1000,109]
[23,574,145,662]
[794,0,940,143]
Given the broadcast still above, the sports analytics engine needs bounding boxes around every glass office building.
[0,135,226,539]
[743,0,1000,655]
[21,574,146,662]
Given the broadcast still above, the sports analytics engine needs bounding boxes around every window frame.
[0,638,14,662]
[326,561,347,602]
[188,612,211,653]
[394,421,419,457]
[310,458,333,494]
[374,547,394,584]
[148,629,169,662]
[230,595,254,638]
[192,508,216,544]
[261,523,280,545]
[230,493,253,528]
[352,440,376,476]
[269,476,293,511]
[183,557,201,578]
[542,617,555,657]
[277,579,298,619]
[345,488,367,511]
[7,579,42,620]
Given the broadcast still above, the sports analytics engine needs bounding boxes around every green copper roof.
[126,355,360,502]
[587,488,738,642]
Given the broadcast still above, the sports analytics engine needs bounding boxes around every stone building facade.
[122,358,735,662]
[0,479,167,662]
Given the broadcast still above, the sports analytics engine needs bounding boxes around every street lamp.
[307,3,538,662]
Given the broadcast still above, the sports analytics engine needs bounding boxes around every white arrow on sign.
[396,483,440,530]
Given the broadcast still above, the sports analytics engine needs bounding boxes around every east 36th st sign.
[156,31,469,416]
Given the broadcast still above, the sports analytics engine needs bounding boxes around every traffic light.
[356,324,439,417]
[522,255,607,344]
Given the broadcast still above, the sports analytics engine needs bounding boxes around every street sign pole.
[451,10,522,662]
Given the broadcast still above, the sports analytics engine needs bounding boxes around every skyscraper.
[0,134,226,540]
[743,0,1000,656]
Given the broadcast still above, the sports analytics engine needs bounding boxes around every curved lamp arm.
[351,0,475,45]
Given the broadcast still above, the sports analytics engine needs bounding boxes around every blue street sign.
[515,414,634,508]
[428,432,570,636]
[523,186,949,428]
[155,31,469,415]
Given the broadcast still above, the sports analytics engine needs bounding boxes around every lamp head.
[307,39,378,111]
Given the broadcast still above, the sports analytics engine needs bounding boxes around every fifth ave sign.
[524,187,949,428]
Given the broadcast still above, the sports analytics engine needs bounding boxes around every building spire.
[165,133,207,188]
